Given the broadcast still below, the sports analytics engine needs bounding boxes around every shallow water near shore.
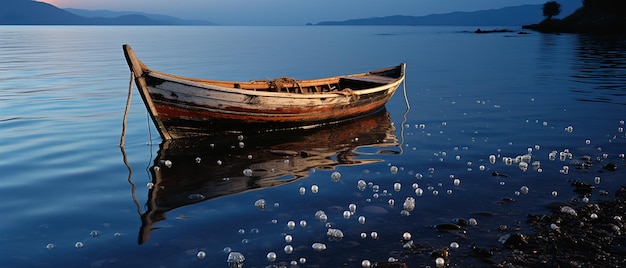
[1,26,625,267]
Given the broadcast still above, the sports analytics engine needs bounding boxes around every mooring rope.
[399,76,410,154]
[120,72,134,147]
[120,71,144,215]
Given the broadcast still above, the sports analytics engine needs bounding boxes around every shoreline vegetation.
[523,0,625,35]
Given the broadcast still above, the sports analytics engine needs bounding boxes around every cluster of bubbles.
[45,230,121,251]
[199,119,625,267]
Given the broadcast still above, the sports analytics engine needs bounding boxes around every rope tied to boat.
[120,71,134,147]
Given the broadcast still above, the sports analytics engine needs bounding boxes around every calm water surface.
[1,26,625,267]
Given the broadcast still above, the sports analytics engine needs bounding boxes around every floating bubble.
[75,242,83,248]
[163,160,172,168]
[435,257,445,267]
[227,252,245,268]
[372,185,379,193]
[299,258,307,264]
[238,229,245,235]
[357,180,367,190]
[311,185,319,193]
[223,247,232,253]
[114,232,121,237]
[46,243,54,250]
[489,154,496,164]
[548,151,557,161]
[403,197,415,211]
[590,213,598,219]
[287,221,296,229]
[370,231,378,239]
[284,245,293,254]
[266,252,276,262]
[400,210,411,216]
[300,220,307,227]
[152,166,160,172]
[393,182,401,191]
[565,125,574,133]
[446,189,453,195]
[468,218,478,226]
[552,191,558,197]
[453,178,460,186]
[388,199,395,206]
[362,260,372,268]
[331,172,341,182]
[312,242,326,251]
[238,142,244,148]
[450,242,459,249]
[402,232,411,240]
[243,168,253,177]
[315,210,326,220]
[254,199,266,209]
[390,166,398,174]
[285,234,293,243]
[358,216,366,224]
[360,232,367,239]
[519,162,528,172]
[343,211,351,219]
[432,190,439,196]
[595,176,601,184]
[90,231,98,237]
[197,251,206,259]
[327,228,344,239]
[479,165,485,171]
[415,173,423,179]
[415,188,423,196]
[349,203,357,213]
[520,186,529,194]
[299,187,306,195]
[216,160,223,165]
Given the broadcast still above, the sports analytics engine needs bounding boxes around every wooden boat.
[122,44,406,140]
[135,109,399,244]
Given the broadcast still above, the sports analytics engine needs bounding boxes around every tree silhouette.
[543,1,562,20]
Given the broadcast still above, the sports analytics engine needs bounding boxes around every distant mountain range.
[0,0,214,25]
[2,0,580,26]
[314,3,581,26]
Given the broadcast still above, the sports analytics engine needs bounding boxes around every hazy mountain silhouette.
[1,0,212,25]
[314,3,581,26]
[64,8,215,25]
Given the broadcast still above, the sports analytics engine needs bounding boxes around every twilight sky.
[39,0,560,25]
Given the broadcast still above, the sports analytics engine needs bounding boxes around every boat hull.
[123,44,405,139]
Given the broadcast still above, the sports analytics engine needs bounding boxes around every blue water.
[1,26,625,267]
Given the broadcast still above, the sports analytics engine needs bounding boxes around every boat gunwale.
[144,65,405,99]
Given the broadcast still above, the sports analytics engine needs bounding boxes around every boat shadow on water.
[130,109,400,244]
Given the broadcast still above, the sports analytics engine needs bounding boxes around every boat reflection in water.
[137,109,399,244]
